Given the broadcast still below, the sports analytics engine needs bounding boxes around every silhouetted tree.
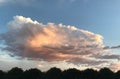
[1,67,120,79]
[44,67,62,79]
[23,68,43,79]
[98,67,115,79]
[81,68,98,79]
[7,67,23,79]
[62,68,81,79]
[0,70,5,79]
[115,70,120,79]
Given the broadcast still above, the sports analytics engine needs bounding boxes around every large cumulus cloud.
[1,15,120,69]
[1,16,103,60]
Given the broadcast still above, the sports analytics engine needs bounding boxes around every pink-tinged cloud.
[1,15,120,70]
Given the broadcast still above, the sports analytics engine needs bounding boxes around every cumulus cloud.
[0,15,104,61]
[1,15,120,70]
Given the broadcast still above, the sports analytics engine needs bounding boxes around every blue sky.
[0,0,120,46]
[0,0,120,71]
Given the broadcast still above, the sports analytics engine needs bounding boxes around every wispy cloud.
[0,0,6,3]
[0,0,36,6]
[0,0,9,5]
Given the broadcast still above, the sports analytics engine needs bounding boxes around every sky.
[0,0,120,71]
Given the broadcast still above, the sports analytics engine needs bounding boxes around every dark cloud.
[95,54,120,60]
[111,45,120,49]
[68,57,107,66]
[103,45,120,50]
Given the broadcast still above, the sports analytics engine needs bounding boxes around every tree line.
[0,67,120,79]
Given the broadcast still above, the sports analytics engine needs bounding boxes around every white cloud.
[0,0,36,6]
[110,62,120,71]
[0,0,6,3]
[0,0,9,4]
[0,15,120,71]
[1,15,104,61]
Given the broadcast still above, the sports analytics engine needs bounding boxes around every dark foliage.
[6,67,23,79]
[0,70,5,79]
[81,68,98,79]
[0,67,120,79]
[62,68,81,79]
[23,68,43,79]
[98,67,115,79]
[115,70,120,79]
[44,67,62,79]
